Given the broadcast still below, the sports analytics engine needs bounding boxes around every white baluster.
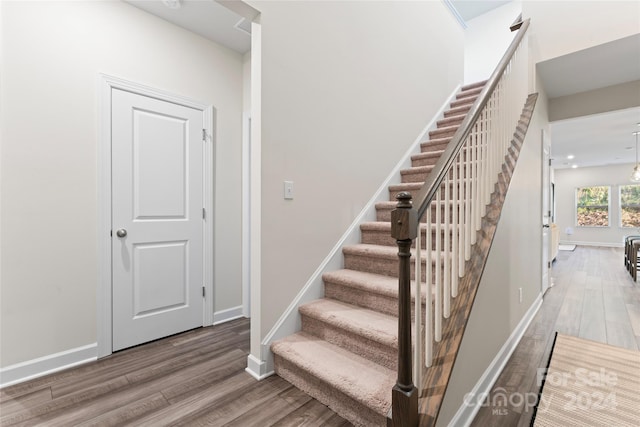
[435,187,442,342]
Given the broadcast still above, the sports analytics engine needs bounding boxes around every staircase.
[271,82,487,427]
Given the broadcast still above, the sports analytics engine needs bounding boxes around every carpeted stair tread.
[456,86,482,99]
[375,200,458,211]
[300,299,398,348]
[389,182,423,195]
[323,268,428,303]
[444,104,473,118]
[412,150,444,160]
[343,243,428,261]
[421,137,452,151]
[360,221,455,234]
[461,80,487,91]
[271,332,394,416]
[436,114,466,128]
[450,96,477,109]
[429,125,460,139]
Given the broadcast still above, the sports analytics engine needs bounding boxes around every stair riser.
[421,140,450,152]
[376,205,457,223]
[273,356,386,427]
[436,116,464,128]
[324,281,426,319]
[344,252,447,282]
[411,154,442,167]
[325,281,399,317]
[429,127,458,140]
[401,166,472,183]
[444,104,472,118]
[450,97,476,109]
[389,182,460,200]
[361,228,455,250]
[456,87,482,99]
[462,80,487,91]
[301,316,397,371]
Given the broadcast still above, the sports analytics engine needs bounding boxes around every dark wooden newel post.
[389,192,418,427]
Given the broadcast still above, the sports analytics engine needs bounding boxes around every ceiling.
[124,0,251,54]
[123,0,639,171]
[450,0,512,22]
[550,108,640,169]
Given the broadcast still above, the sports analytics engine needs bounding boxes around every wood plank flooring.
[0,318,349,426]
[471,245,640,427]
[2,246,637,426]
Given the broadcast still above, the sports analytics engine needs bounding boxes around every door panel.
[112,88,203,351]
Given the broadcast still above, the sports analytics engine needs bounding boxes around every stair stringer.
[248,84,462,378]
[417,93,539,426]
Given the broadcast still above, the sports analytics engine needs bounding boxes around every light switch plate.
[284,181,294,200]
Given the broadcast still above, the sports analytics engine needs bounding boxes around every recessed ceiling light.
[571,164,578,169]
[567,154,575,160]
[162,0,181,9]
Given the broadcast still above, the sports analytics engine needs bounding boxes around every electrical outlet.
[284,181,294,200]
[519,287,523,303]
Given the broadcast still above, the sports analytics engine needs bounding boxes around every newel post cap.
[391,192,418,240]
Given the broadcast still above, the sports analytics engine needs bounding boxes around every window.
[576,186,609,227]
[620,185,640,227]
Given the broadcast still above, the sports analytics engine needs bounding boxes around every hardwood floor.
[2,246,637,426]
[0,318,349,426]
[471,245,640,427]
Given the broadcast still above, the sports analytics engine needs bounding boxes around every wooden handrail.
[410,19,530,228]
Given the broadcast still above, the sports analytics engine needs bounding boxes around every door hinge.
[202,208,206,219]
[202,129,206,141]
[548,159,552,166]
[548,261,551,269]
[202,286,205,297]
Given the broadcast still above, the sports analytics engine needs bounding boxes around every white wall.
[554,164,639,247]
[523,1,640,64]
[245,0,464,358]
[549,80,640,122]
[242,52,251,112]
[0,1,243,368]
[437,87,549,426]
[464,1,521,84]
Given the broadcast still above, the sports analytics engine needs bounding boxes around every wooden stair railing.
[388,19,532,427]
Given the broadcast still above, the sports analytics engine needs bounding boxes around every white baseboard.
[255,84,464,374]
[0,343,97,389]
[213,305,245,325]
[447,294,543,427]
[559,240,623,248]
[245,354,273,381]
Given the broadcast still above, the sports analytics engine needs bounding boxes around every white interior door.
[112,88,204,351]
[542,130,551,295]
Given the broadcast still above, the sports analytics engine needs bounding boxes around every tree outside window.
[620,185,640,227]
[576,186,609,227]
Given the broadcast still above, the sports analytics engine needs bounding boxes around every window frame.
[619,184,640,228]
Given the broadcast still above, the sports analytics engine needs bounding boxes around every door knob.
[116,229,127,238]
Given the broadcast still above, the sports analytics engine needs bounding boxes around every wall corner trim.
[447,293,543,427]
[442,0,468,29]
[245,354,273,381]
[0,344,97,389]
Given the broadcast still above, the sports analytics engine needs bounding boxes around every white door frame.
[541,129,551,295]
[97,74,214,358]
[242,111,251,318]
